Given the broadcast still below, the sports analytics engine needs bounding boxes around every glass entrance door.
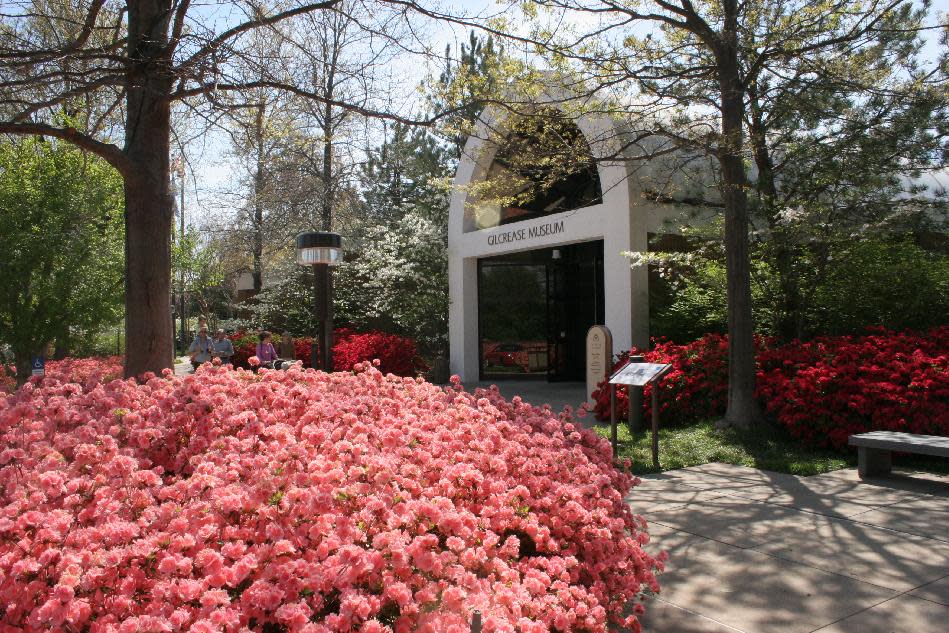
[479,259,549,377]
[547,242,604,381]
[478,241,604,381]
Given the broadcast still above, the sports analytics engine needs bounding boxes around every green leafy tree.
[0,136,124,384]
[491,0,949,428]
[429,32,507,156]
[360,122,452,225]
[172,225,227,331]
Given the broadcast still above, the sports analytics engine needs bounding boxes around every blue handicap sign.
[31,355,45,376]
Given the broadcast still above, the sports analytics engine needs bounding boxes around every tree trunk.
[717,0,762,428]
[252,102,265,293]
[53,334,69,360]
[14,348,35,387]
[123,0,175,378]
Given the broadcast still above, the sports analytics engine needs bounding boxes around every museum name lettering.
[487,220,565,246]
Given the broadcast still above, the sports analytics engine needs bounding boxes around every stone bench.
[849,431,949,478]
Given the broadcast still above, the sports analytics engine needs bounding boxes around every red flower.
[591,327,948,451]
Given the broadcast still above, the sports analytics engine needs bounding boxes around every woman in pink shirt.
[255,331,282,369]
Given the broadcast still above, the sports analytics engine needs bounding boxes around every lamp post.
[296,232,342,371]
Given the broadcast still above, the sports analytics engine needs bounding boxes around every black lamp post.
[295,232,342,371]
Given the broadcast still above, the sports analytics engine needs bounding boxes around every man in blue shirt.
[188,327,213,371]
[211,329,235,366]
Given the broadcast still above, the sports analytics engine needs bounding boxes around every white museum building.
[447,93,715,383]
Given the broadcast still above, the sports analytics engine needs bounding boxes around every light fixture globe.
[295,232,342,266]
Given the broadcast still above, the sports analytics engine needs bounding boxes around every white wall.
[447,100,688,382]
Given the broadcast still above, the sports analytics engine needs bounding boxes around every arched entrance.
[448,98,650,385]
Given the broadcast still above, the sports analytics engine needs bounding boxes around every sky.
[179,0,948,227]
[180,0,505,227]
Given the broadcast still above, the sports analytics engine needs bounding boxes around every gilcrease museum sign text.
[486,219,565,247]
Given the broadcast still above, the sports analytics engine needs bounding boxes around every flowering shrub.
[228,331,264,369]
[333,331,426,377]
[228,332,317,370]
[757,327,949,449]
[591,335,730,425]
[0,357,122,394]
[228,330,424,377]
[592,328,948,450]
[0,360,662,631]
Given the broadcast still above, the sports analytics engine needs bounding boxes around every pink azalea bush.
[0,357,122,394]
[0,359,663,632]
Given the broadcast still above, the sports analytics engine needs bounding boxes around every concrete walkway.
[465,380,588,412]
[633,463,949,632]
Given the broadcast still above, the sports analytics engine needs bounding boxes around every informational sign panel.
[609,361,671,387]
[586,325,612,402]
[30,356,45,377]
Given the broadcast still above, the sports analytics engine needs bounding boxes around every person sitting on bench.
[256,331,296,370]
[211,329,234,366]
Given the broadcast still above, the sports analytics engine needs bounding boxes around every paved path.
[464,380,588,412]
[174,359,191,376]
[633,463,949,632]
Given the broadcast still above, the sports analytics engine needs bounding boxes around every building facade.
[448,95,704,384]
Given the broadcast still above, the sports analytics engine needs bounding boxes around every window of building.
[470,110,603,230]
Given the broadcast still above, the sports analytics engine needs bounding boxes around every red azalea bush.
[228,331,265,370]
[756,327,949,449]
[228,333,318,371]
[592,327,948,450]
[227,331,423,377]
[0,360,663,632]
[591,335,731,426]
[333,331,425,377]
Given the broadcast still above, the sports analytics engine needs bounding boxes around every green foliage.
[248,260,316,336]
[811,239,949,336]
[650,235,949,341]
[359,122,451,226]
[428,32,507,156]
[0,136,124,376]
[172,225,227,321]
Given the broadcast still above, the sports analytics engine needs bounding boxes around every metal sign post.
[470,609,482,633]
[610,380,618,455]
[608,361,672,468]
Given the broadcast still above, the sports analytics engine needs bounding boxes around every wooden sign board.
[609,361,671,387]
[586,325,612,401]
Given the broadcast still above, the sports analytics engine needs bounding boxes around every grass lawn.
[593,419,949,477]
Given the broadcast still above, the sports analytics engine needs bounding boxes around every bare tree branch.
[0,121,132,175]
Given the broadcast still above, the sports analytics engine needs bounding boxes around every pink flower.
[0,355,663,631]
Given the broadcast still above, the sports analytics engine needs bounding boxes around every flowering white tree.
[335,211,448,356]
